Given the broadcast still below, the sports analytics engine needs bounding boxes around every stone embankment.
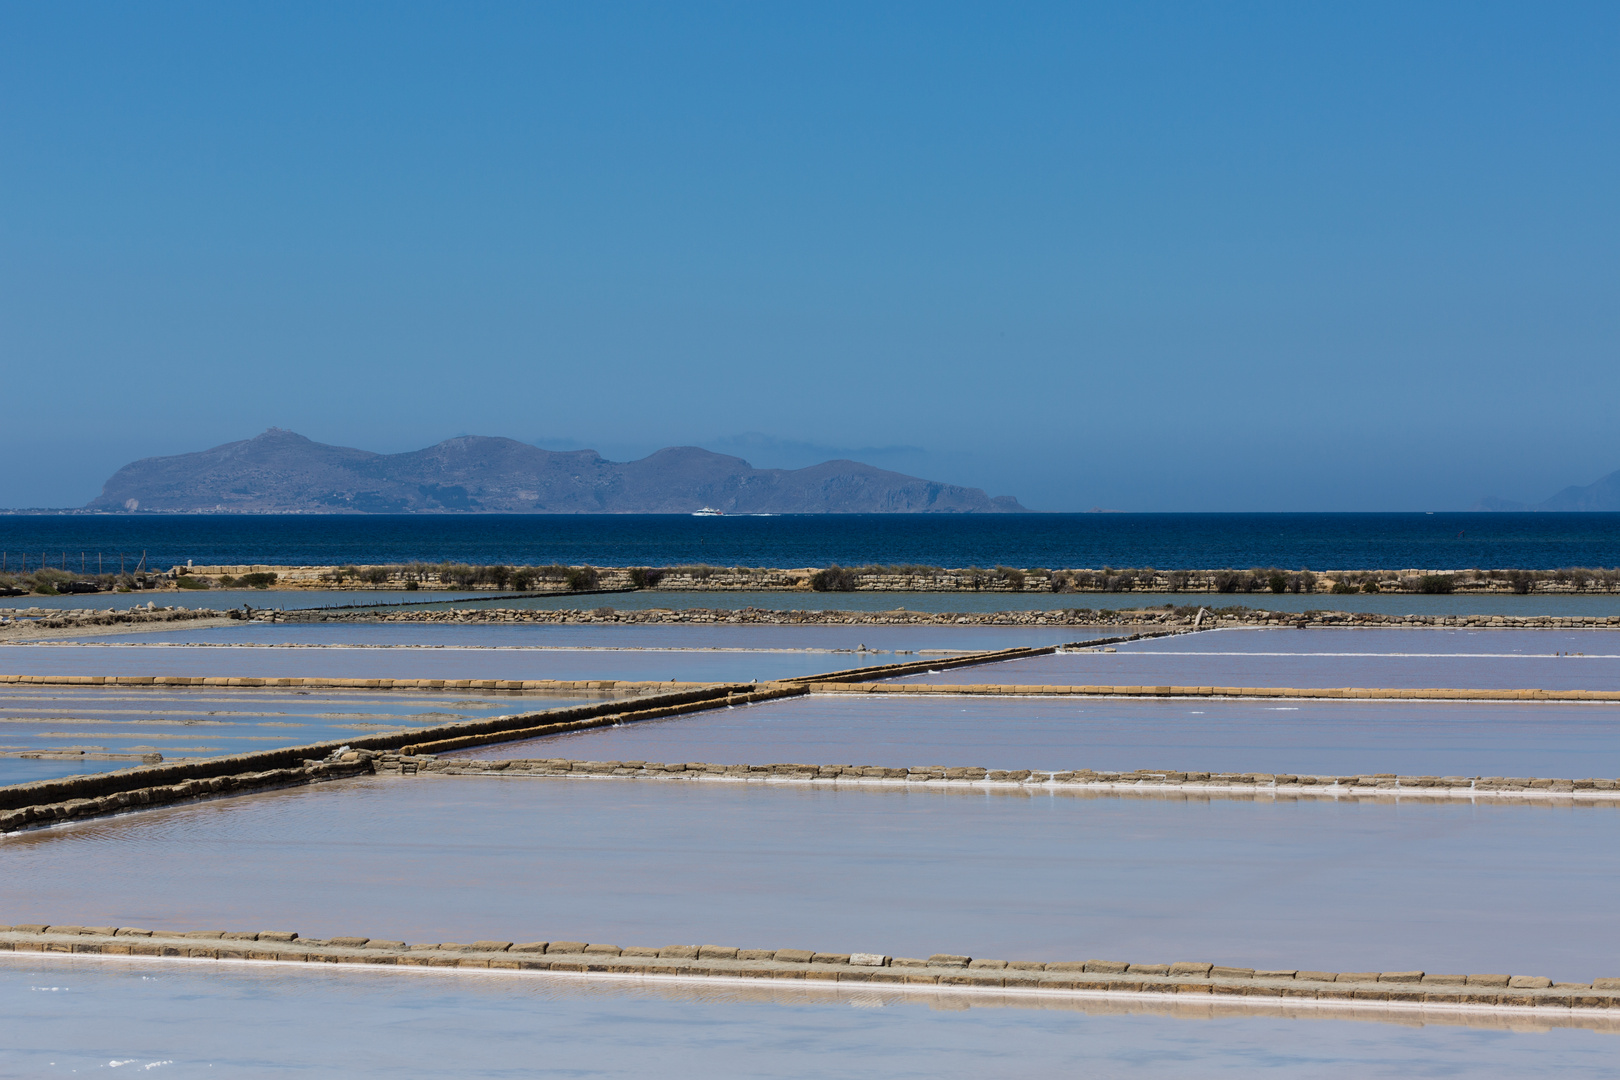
[286,606,1620,629]
[3,927,1613,1012]
[809,682,1620,702]
[0,684,770,830]
[784,635,1149,683]
[160,563,1620,595]
[0,606,234,639]
[0,753,376,832]
[407,756,1620,803]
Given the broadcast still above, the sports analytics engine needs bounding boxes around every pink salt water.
[3,775,1617,983]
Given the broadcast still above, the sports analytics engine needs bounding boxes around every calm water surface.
[0,686,597,785]
[471,693,1620,778]
[5,954,1613,1078]
[76,622,1084,652]
[5,512,1620,569]
[0,643,893,683]
[896,627,1620,690]
[4,776,1618,982]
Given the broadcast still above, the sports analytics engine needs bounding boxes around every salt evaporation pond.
[76,621,1082,653]
[0,641,889,684]
[893,627,1620,691]
[3,954,1615,1078]
[1135,627,1619,656]
[461,692,1620,778]
[0,686,599,786]
[5,776,1618,983]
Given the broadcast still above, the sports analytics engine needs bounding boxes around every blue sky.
[3,2,1616,511]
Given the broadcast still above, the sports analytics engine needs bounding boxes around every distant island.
[86,429,1028,515]
[1474,468,1620,512]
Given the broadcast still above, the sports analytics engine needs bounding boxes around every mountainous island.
[87,430,1028,515]
[1474,468,1620,512]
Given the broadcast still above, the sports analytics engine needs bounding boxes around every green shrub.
[566,567,600,591]
[234,572,278,589]
[1330,581,1357,595]
[1362,580,1380,593]
[404,579,419,591]
[629,567,665,589]
[175,575,210,590]
[995,566,1027,590]
[810,565,858,592]
[1267,571,1288,594]
[361,567,392,585]
[1415,574,1455,594]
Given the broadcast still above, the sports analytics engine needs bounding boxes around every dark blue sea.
[2,514,1619,572]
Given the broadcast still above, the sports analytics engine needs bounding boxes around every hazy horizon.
[8,427,1612,514]
[4,4,1616,512]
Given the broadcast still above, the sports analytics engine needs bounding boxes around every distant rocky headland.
[87,429,1027,515]
[1474,468,1620,512]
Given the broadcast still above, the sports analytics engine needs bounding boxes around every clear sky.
[3,2,1616,511]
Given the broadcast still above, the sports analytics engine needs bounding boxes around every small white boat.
[692,506,723,517]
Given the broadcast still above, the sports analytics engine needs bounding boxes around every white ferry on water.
[692,506,723,517]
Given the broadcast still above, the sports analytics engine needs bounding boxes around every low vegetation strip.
[393,756,1620,801]
[78,562,1620,596]
[287,607,1620,629]
[2,927,1613,1012]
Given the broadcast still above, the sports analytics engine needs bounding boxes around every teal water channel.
[0,686,600,786]
[4,775,1618,984]
[2,953,1613,1078]
[460,692,1620,779]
